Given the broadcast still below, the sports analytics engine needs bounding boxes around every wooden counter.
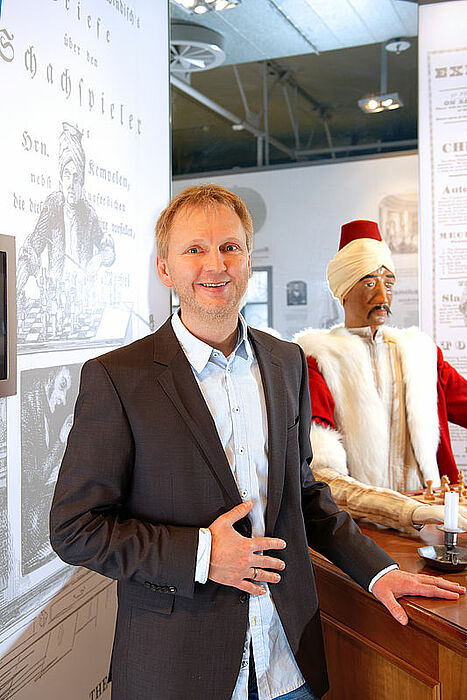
[310,523,466,700]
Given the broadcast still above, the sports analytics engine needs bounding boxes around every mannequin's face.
[343,266,395,334]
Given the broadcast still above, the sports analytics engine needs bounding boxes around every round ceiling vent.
[385,38,411,54]
[170,21,225,73]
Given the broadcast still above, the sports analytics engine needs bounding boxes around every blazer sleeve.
[298,348,396,589]
[49,358,199,598]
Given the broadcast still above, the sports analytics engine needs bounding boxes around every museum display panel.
[0,1,171,697]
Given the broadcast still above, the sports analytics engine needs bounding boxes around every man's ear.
[156,256,173,288]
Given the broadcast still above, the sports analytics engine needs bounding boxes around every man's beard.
[174,280,248,322]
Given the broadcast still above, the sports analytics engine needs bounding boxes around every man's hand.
[372,569,466,625]
[413,504,467,529]
[208,501,286,596]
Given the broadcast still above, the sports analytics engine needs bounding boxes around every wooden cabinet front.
[310,524,467,700]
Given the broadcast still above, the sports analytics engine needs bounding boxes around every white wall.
[0,1,170,696]
[174,153,418,339]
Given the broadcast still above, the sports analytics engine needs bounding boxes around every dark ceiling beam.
[170,74,296,159]
[267,59,322,111]
[296,138,417,157]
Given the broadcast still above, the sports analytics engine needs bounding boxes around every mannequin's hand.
[412,504,467,529]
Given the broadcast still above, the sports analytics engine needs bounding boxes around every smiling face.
[343,266,395,335]
[156,204,251,339]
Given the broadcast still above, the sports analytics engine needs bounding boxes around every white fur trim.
[310,423,348,474]
[295,325,440,488]
[383,326,440,485]
[296,326,389,486]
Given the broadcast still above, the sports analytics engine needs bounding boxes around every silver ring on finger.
[251,567,258,580]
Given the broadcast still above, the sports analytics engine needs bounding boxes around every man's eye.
[187,247,200,254]
[225,244,238,252]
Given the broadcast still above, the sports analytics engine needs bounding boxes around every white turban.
[59,122,85,183]
[327,238,396,304]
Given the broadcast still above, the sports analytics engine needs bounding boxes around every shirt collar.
[347,325,385,344]
[171,311,252,374]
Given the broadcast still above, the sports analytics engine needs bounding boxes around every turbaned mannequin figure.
[295,220,467,533]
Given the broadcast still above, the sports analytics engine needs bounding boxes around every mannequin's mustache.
[367,305,391,320]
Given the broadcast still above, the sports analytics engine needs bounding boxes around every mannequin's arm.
[314,465,467,533]
[313,464,421,533]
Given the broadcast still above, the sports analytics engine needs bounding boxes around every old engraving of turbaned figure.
[16,123,121,352]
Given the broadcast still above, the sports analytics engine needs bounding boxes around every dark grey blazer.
[50,319,394,700]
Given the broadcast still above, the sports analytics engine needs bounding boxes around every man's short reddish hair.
[155,184,254,259]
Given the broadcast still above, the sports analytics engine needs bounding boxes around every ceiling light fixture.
[358,38,409,115]
[359,92,403,114]
[172,0,241,13]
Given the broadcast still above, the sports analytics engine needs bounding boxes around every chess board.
[17,303,105,347]
[408,485,467,506]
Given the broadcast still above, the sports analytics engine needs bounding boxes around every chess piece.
[459,471,467,499]
[424,479,436,502]
[440,475,451,504]
[457,471,467,504]
[441,475,451,493]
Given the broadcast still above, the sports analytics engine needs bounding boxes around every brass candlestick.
[417,526,467,572]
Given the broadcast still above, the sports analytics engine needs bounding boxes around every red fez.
[339,220,382,250]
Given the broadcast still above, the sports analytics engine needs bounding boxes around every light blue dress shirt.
[172,312,305,700]
[171,313,395,698]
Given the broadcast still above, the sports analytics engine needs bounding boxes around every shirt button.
[238,447,245,455]
[233,407,240,413]
[239,593,248,605]
[226,367,231,373]
[213,352,219,357]
[241,489,248,498]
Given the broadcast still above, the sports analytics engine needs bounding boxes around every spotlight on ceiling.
[172,0,242,14]
[359,92,403,114]
[358,37,409,115]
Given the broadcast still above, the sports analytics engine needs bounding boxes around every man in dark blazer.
[50,185,464,700]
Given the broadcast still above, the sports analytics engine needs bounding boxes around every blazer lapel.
[153,320,241,508]
[249,330,287,536]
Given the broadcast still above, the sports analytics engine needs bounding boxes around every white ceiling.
[170,0,418,65]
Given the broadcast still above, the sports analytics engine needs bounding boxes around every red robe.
[307,346,467,484]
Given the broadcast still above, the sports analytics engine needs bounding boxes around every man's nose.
[204,248,226,272]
